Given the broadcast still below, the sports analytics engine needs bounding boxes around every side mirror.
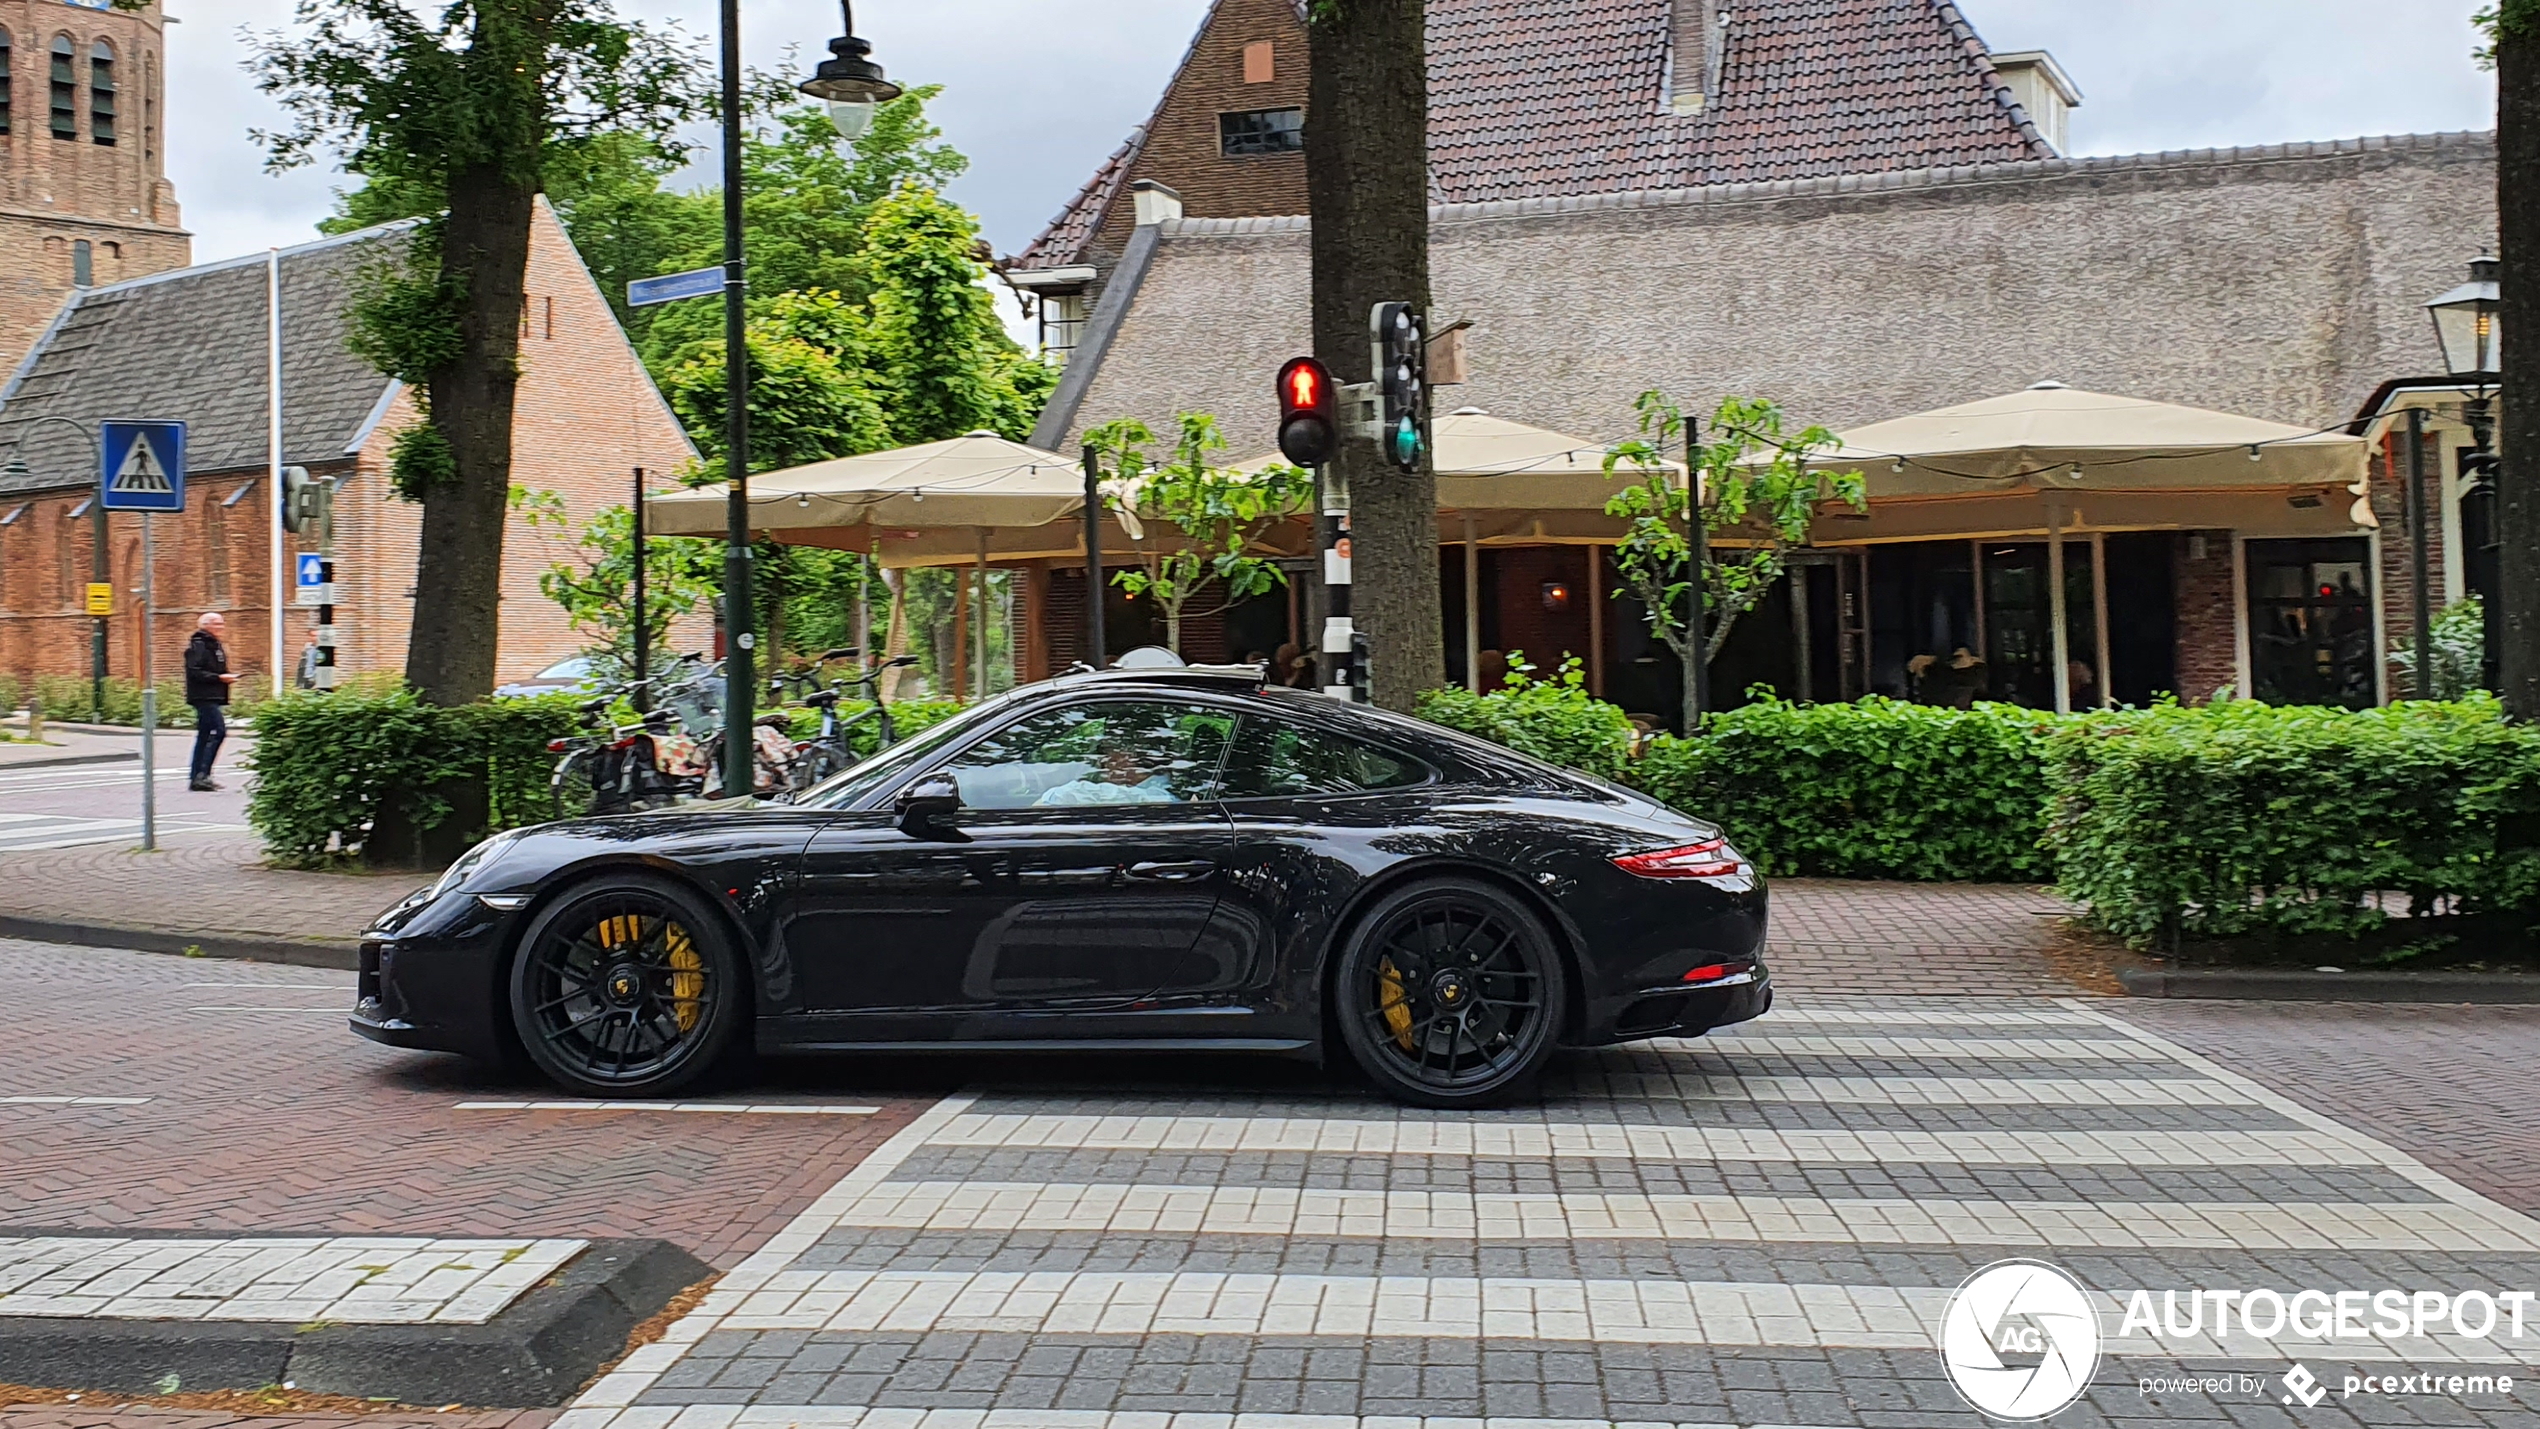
[893,773,967,841]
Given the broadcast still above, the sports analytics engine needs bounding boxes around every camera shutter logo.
[1938,1259,2102,1420]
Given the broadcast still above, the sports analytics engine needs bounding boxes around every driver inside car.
[1033,742,1180,806]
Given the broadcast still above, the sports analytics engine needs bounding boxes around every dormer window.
[1220,107,1303,157]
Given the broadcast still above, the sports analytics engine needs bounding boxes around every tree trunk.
[1308,0,1441,711]
[2500,23,2540,718]
[406,164,535,706]
[1166,610,1183,656]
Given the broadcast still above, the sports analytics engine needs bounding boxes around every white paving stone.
[0,1235,584,1324]
[924,1115,2347,1164]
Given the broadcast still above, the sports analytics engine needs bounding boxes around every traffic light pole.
[1318,464,1357,701]
[1687,414,1709,730]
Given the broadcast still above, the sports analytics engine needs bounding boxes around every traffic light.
[1371,301,1427,472]
[279,465,326,536]
[1348,630,1371,703]
[1275,356,1337,466]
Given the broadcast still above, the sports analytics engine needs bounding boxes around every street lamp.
[2426,256,2503,693]
[799,3,902,142]
[716,1,895,797]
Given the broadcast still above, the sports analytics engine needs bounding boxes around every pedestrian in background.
[184,612,238,791]
[295,626,321,690]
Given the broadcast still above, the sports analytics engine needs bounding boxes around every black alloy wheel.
[1333,877,1566,1108]
[508,875,743,1096]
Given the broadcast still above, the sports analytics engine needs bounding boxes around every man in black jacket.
[183,612,239,791]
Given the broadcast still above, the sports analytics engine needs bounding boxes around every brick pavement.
[0,1414,555,1429]
[0,938,924,1269]
[549,995,2540,1427]
[2106,1000,2540,1219]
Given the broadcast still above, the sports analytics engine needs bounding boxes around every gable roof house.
[0,200,698,691]
[1010,0,2493,718]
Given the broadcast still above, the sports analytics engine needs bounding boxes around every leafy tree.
[514,488,719,670]
[658,290,893,481]
[2392,596,2491,701]
[1603,391,1866,724]
[1084,414,1313,655]
[253,0,704,705]
[859,184,1056,445]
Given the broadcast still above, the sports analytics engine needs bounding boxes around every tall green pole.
[718,0,756,798]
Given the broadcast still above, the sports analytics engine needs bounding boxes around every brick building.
[0,0,190,379]
[0,201,698,691]
[1007,0,2492,718]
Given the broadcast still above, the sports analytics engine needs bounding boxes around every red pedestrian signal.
[1276,356,1337,466]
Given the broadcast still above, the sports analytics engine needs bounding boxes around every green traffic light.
[1392,417,1422,466]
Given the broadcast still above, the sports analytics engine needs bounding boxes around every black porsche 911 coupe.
[352,664,1769,1107]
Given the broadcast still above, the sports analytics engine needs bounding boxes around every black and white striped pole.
[1319,466,1356,702]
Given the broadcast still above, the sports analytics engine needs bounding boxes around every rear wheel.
[508,875,743,1096]
[1332,877,1565,1108]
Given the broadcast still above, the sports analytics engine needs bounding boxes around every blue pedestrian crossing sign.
[98,421,186,512]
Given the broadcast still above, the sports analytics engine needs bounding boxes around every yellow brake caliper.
[1377,957,1416,1051]
[596,914,704,1033]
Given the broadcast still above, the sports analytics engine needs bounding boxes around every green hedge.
[1414,659,1638,785]
[29,674,269,725]
[2045,696,2540,943]
[1634,696,2064,882]
[246,689,581,867]
[781,697,969,759]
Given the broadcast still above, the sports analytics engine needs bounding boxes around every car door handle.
[1126,860,1215,882]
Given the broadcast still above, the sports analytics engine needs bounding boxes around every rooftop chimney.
[1669,2,1727,116]
[1990,51,2082,156]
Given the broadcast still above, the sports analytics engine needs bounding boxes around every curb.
[0,751,138,770]
[0,914,360,971]
[0,1238,710,1406]
[2115,956,2540,1003]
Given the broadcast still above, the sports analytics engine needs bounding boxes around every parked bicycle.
[770,647,919,796]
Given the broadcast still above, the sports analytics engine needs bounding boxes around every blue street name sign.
[628,266,725,308]
[98,420,186,513]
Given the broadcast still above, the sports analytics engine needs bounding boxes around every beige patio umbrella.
[642,431,1087,537]
[1797,382,2373,714]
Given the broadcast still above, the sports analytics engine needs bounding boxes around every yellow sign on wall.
[84,583,114,617]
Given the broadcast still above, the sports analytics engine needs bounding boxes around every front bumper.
[347,889,522,1062]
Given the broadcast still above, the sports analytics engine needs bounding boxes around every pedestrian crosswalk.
[0,763,246,851]
[558,999,2540,1428]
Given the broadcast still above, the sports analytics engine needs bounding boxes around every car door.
[787,697,1239,1021]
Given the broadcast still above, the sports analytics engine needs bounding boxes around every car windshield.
[792,695,1023,810]
[536,657,594,680]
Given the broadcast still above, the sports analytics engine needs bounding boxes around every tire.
[1331,877,1566,1108]
[507,874,746,1096]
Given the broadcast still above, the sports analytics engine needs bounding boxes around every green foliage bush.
[30,675,268,726]
[1635,695,2064,881]
[246,688,581,867]
[779,697,969,759]
[1414,657,1639,786]
[0,674,20,717]
[2045,696,2540,944]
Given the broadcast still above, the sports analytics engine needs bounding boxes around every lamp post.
[2426,256,2503,694]
[3,416,104,716]
[713,1,898,799]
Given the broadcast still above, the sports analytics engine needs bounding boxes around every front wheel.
[508,875,744,1096]
[1331,877,1566,1108]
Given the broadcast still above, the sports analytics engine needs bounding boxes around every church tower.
[0,0,189,378]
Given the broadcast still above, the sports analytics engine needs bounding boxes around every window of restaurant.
[2245,537,2376,708]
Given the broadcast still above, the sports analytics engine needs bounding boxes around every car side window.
[1219,717,1429,799]
[935,700,1236,811]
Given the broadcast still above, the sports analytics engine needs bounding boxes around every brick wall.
[0,0,189,375]
[1090,0,1310,264]
[1,201,698,690]
[2171,530,2238,704]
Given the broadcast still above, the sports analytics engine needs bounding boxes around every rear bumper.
[1583,967,1773,1046]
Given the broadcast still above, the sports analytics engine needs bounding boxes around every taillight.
[1613,838,1747,882]
[546,739,571,752]
[1682,960,1753,984]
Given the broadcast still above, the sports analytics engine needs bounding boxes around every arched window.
[49,35,72,140]
[1,29,15,138]
[88,39,113,145]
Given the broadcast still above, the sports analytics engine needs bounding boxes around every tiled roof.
[1013,127,1147,272]
[1019,0,2046,264]
[0,227,404,496]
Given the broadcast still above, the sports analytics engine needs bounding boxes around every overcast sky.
[174,0,2497,268]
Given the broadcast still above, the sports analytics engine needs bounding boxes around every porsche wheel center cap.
[1431,972,1469,1008]
[604,963,645,1007]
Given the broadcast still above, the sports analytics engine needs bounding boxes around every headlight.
[430,830,525,900]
